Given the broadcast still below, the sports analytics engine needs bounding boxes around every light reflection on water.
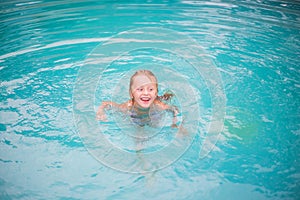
[0,0,299,199]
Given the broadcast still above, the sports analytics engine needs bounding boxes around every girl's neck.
[132,102,151,113]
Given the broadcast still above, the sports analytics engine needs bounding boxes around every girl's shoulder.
[127,99,133,107]
[113,100,132,112]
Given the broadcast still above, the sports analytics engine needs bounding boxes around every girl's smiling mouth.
[140,97,151,102]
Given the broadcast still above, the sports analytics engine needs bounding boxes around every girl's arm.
[169,105,179,128]
[96,100,130,121]
[96,101,114,121]
[155,100,179,128]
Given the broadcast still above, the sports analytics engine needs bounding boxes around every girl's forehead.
[132,75,156,88]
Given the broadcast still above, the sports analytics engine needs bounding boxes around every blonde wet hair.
[129,70,174,101]
[129,70,158,96]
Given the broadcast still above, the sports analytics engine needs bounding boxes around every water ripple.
[1,0,299,199]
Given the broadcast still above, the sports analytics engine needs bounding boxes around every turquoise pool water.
[1,0,299,199]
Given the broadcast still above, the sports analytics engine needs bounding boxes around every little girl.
[96,70,179,127]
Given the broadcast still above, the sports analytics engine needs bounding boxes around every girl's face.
[130,75,157,109]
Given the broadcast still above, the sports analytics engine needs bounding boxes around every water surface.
[1,0,299,199]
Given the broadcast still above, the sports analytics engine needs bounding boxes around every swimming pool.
[1,0,299,199]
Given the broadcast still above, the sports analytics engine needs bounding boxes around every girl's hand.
[96,111,107,121]
[96,102,111,121]
[171,123,178,128]
[171,115,178,128]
